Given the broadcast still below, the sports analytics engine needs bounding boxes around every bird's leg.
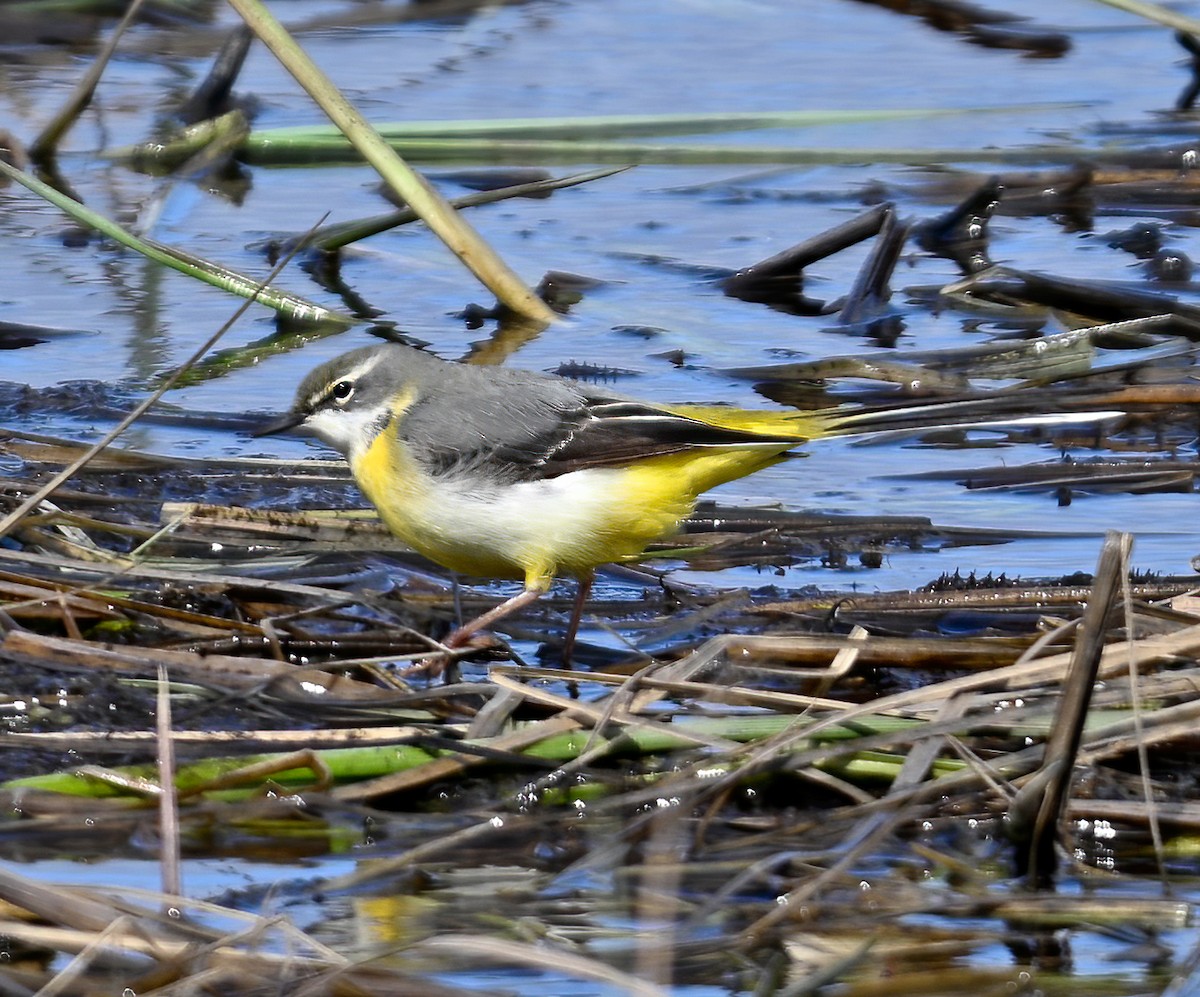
[560,571,594,668]
[450,572,463,627]
[403,586,545,681]
[444,586,545,648]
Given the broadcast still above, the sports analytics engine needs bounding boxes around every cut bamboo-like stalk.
[227,0,555,326]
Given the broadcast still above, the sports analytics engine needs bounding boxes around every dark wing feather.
[397,359,793,483]
[538,399,795,477]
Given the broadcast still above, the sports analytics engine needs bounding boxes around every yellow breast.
[349,416,792,592]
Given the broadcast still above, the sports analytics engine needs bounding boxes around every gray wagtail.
[254,341,1020,662]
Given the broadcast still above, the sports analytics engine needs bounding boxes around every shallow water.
[3,0,1199,594]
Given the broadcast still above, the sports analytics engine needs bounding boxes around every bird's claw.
[397,632,502,681]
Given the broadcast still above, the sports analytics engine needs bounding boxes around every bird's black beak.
[252,410,308,438]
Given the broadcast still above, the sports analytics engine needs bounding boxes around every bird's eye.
[331,380,354,404]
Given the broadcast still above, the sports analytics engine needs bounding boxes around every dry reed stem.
[415,934,673,997]
[155,663,182,899]
[28,0,146,162]
[0,238,315,544]
[0,724,437,753]
[1012,531,1130,882]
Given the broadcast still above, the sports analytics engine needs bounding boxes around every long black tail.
[823,388,1123,440]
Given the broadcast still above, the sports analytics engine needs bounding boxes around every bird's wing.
[399,367,799,482]
[397,367,592,479]
[540,398,801,476]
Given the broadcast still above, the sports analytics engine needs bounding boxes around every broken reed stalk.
[175,24,254,126]
[838,206,910,327]
[226,0,556,326]
[155,663,181,899]
[1009,530,1132,885]
[721,202,889,299]
[1121,556,1169,889]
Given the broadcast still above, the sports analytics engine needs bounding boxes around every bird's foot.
[399,587,546,683]
[398,631,501,682]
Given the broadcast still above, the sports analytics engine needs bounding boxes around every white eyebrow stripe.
[307,353,388,407]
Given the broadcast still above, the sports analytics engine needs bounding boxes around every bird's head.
[254,345,403,459]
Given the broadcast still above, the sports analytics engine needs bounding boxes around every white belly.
[398,467,675,584]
